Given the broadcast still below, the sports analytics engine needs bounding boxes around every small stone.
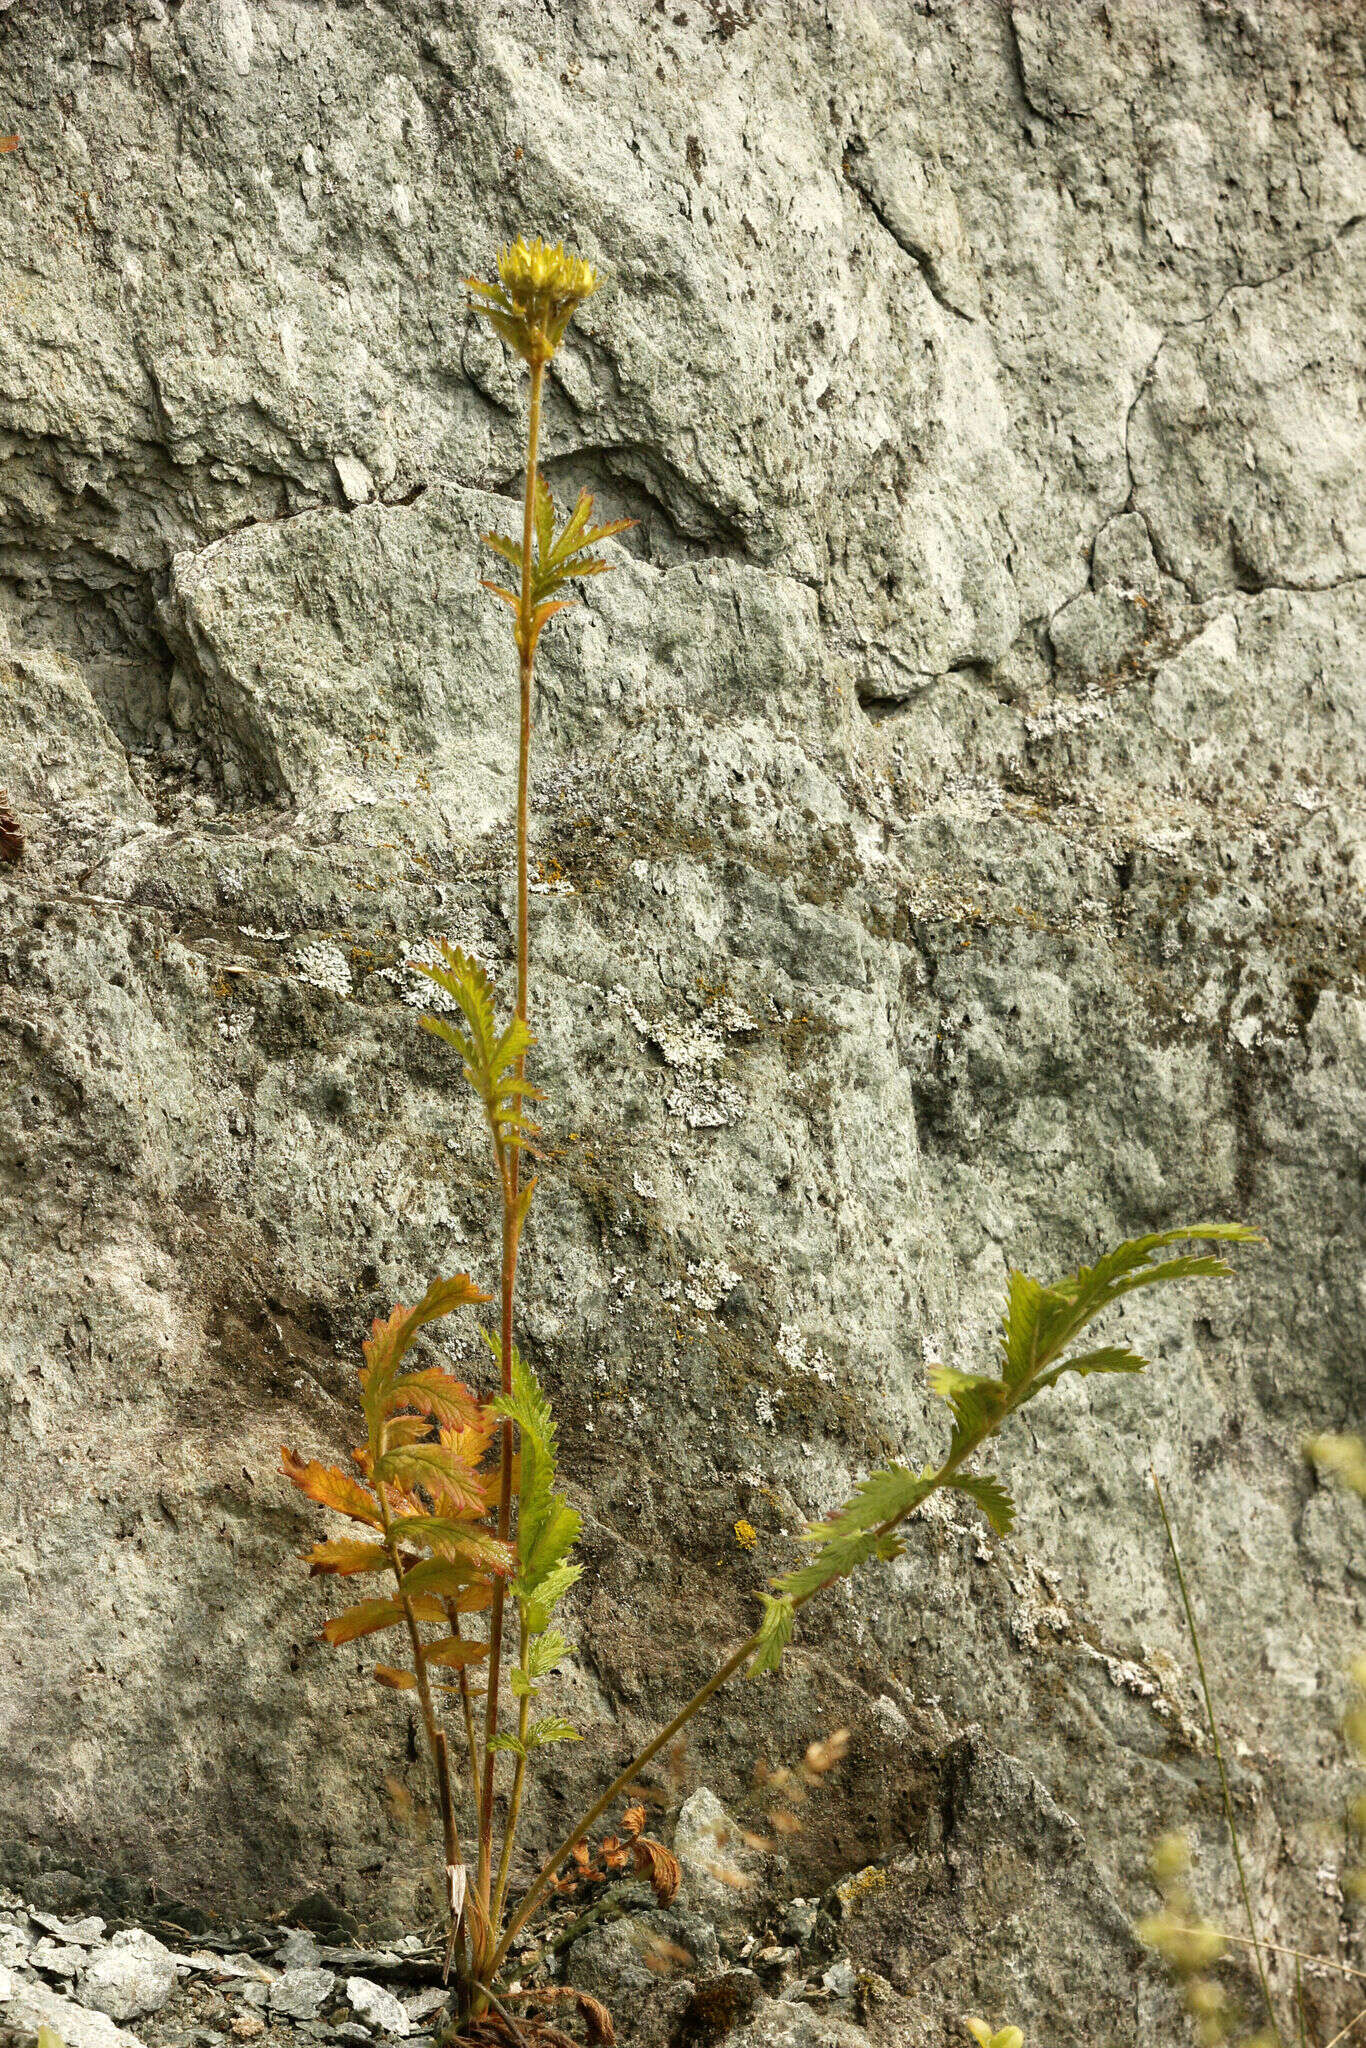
[276,1932,322,1971]
[167,670,194,732]
[0,1964,13,2002]
[330,2026,372,2044]
[239,1984,270,2010]
[333,455,373,507]
[183,1953,270,1983]
[1,1975,144,2048]
[781,1898,819,1946]
[345,1978,408,2037]
[32,1914,106,1948]
[401,1991,446,2024]
[269,1968,336,2021]
[31,1939,85,1977]
[232,2018,266,2039]
[822,1958,857,2003]
[80,1929,179,2021]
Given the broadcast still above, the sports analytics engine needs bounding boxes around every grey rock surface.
[1,1,1364,2042]
[78,1931,178,2024]
[0,1974,145,2048]
[344,1979,408,2038]
[267,1972,335,2024]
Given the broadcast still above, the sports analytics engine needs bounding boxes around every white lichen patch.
[293,940,352,997]
[777,1322,835,1385]
[683,1259,741,1313]
[1023,694,1111,741]
[609,984,746,1126]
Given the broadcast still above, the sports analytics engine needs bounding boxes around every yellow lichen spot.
[733,1519,758,1551]
[834,1864,888,1912]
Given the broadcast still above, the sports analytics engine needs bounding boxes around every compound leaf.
[387,1516,515,1577]
[946,1472,1016,1536]
[524,1714,581,1749]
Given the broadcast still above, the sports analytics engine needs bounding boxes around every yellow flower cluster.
[467,235,602,365]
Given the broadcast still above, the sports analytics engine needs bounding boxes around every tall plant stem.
[442,1597,482,1795]
[476,354,544,1955]
[491,1621,532,1932]
[378,1493,468,1983]
[1152,1472,1278,2040]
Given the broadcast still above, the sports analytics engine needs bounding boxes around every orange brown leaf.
[632,1836,682,1905]
[306,1539,390,1577]
[321,1594,446,1645]
[374,1665,418,1690]
[281,1448,381,1527]
[422,1638,491,1670]
[388,1368,485,1431]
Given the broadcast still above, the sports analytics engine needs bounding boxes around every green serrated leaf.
[776,1529,881,1600]
[527,1626,569,1681]
[534,472,555,567]
[929,1365,1009,1446]
[999,1269,1045,1387]
[481,530,522,573]
[772,1463,940,1601]
[521,1498,581,1591]
[524,1714,581,1749]
[946,1472,1016,1536]
[1030,1227,1259,1369]
[1030,1345,1149,1395]
[748,1592,796,1678]
[800,1463,938,1545]
[414,944,539,1159]
[522,1560,583,1635]
[488,1733,526,1759]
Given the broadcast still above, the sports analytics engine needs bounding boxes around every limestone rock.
[0,1976,144,2048]
[78,1932,178,2023]
[0,3,1364,2042]
[344,1979,409,2037]
[267,1970,335,2023]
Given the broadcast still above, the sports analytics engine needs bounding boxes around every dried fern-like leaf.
[632,1836,682,1904]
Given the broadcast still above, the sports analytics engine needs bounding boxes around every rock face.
[1,1,1364,2041]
